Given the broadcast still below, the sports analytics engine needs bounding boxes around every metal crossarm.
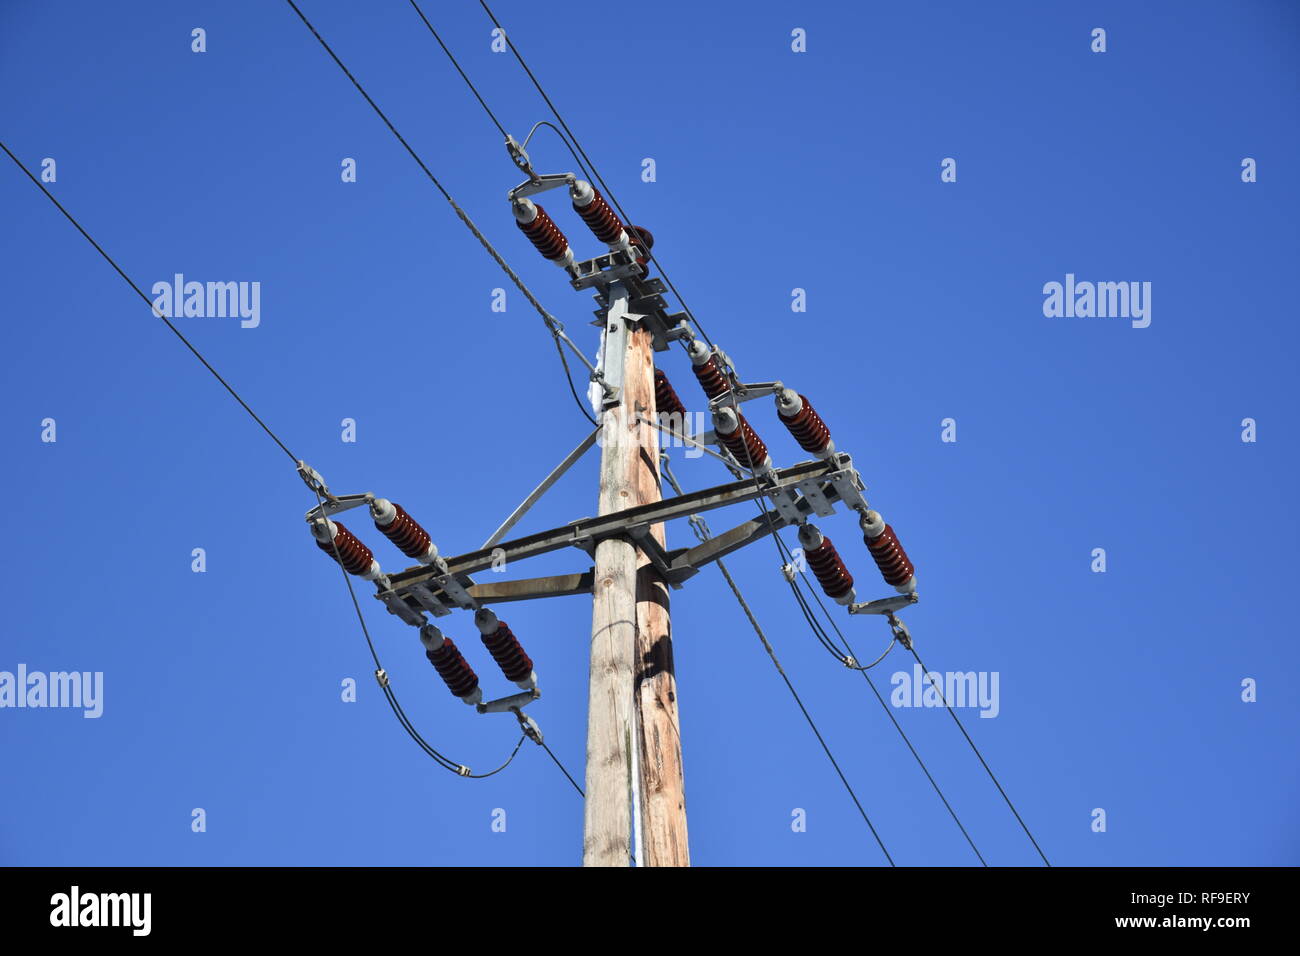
[375,454,865,612]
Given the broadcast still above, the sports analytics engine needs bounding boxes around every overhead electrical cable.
[284,0,597,427]
[661,456,895,865]
[908,644,1051,866]
[1,137,554,790]
[476,0,715,348]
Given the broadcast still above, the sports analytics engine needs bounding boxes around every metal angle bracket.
[626,521,677,583]
[303,491,373,524]
[791,477,838,518]
[477,688,540,715]
[824,454,870,513]
[431,569,477,610]
[407,583,452,618]
[575,250,645,292]
[597,280,636,408]
[506,170,575,201]
[579,263,685,353]
[378,589,427,627]
[847,593,920,616]
[706,381,784,412]
[764,454,867,524]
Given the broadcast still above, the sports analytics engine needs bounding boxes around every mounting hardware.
[887,613,913,650]
[847,593,920,616]
[514,708,544,745]
[477,688,541,715]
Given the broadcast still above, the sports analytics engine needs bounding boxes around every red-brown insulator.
[573,185,625,245]
[314,520,375,578]
[691,355,731,400]
[421,627,481,703]
[373,501,432,560]
[475,610,535,689]
[778,390,834,456]
[654,369,688,419]
[627,224,654,273]
[804,535,856,602]
[865,523,916,591]
[715,409,770,471]
[515,202,571,263]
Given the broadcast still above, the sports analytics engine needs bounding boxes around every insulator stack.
[571,180,628,249]
[713,407,771,472]
[371,499,436,564]
[475,609,537,691]
[420,625,481,705]
[311,519,380,580]
[860,511,917,594]
[654,368,688,420]
[512,198,574,268]
[798,524,856,605]
[687,340,732,400]
[777,389,835,458]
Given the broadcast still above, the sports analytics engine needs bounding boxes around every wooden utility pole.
[584,285,689,866]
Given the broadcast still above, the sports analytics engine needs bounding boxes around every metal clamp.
[847,593,920,616]
[514,708,544,746]
[297,460,334,502]
[477,688,541,715]
[886,612,913,650]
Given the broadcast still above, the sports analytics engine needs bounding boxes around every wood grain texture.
[634,334,690,867]
[582,319,648,867]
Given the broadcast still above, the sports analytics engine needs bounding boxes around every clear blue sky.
[1,0,1296,866]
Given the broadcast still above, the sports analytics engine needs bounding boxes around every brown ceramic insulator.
[316,521,374,577]
[375,503,431,560]
[691,354,731,400]
[573,186,625,245]
[427,637,480,700]
[517,203,570,261]
[654,369,689,419]
[804,535,855,601]
[480,619,534,685]
[717,412,768,469]
[865,524,915,587]
[780,393,832,455]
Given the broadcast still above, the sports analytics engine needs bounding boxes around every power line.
[301,0,1038,860]
[0,140,298,466]
[2,136,554,790]
[306,482,480,775]
[661,456,895,865]
[907,644,1051,866]
[401,2,595,187]
[669,393,989,863]
[777,543,987,865]
[283,0,613,796]
[553,334,597,426]
[539,739,585,797]
[283,0,596,427]
[406,0,508,139]
[714,555,895,866]
[476,0,715,348]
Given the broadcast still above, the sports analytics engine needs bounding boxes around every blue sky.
[1,0,1296,866]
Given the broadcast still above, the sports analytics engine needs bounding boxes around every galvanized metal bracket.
[477,688,540,715]
[303,491,373,524]
[847,593,920,616]
[598,280,637,408]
